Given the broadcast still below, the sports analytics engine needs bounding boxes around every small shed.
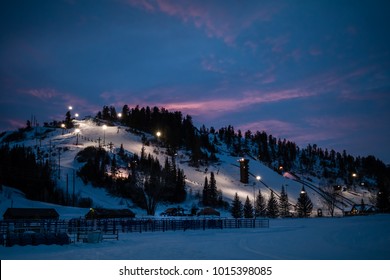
[197,207,220,217]
[85,208,135,219]
[3,208,59,220]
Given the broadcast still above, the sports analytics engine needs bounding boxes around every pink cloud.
[126,0,282,46]
[244,89,315,103]
[261,75,276,84]
[235,119,342,150]
[143,88,316,120]
[125,0,156,12]
[19,87,100,118]
[239,119,297,136]
[6,118,27,129]
[20,88,60,100]
[201,54,235,73]
[237,116,364,152]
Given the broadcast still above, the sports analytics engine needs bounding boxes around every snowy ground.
[2,214,390,260]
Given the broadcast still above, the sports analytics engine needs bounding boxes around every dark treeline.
[96,105,389,212]
[76,146,186,215]
[97,105,217,166]
[216,125,390,212]
[217,125,389,187]
[0,145,65,204]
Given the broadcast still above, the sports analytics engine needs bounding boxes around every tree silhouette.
[279,185,290,217]
[255,189,267,217]
[231,192,243,218]
[296,186,313,217]
[244,196,254,218]
[267,191,279,218]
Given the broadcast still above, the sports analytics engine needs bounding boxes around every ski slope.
[0,119,371,217]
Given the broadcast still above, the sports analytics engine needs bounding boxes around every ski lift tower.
[239,158,250,184]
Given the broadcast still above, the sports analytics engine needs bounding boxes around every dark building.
[85,208,135,219]
[3,208,59,220]
[197,207,220,216]
[239,158,250,184]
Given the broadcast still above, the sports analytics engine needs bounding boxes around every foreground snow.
[2,214,390,260]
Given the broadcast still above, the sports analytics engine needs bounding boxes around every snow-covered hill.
[0,119,373,218]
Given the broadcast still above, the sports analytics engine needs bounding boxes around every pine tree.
[244,196,254,218]
[255,190,267,217]
[118,144,125,158]
[279,185,290,217]
[65,111,73,128]
[111,155,117,176]
[174,168,186,202]
[231,192,243,218]
[267,191,279,218]
[202,176,210,206]
[209,172,218,206]
[296,186,313,217]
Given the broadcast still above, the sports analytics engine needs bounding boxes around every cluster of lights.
[68,105,79,119]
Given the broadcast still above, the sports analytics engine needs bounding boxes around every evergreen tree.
[244,196,254,218]
[173,168,186,203]
[279,185,290,217]
[102,106,110,120]
[202,176,210,206]
[255,190,267,217]
[267,191,279,218]
[296,186,313,217]
[65,110,73,128]
[26,120,32,129]
[231,192,243,218]
[209,172,218,206]
[118,144,125,159]
[111,155,117,176]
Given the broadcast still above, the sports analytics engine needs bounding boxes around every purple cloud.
[126,0,283,46]
[19,88,60,100]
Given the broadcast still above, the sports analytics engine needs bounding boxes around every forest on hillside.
[97,105,389,187]
[0,105,389,213]
[93,105,390,212]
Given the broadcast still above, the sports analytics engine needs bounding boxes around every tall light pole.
[102,125,107,146]
[254,175,261,217]
[61,123,66,135]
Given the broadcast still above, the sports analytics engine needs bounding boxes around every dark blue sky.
[1,0,390,163]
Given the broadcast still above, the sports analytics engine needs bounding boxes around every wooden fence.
[0,218,269,246]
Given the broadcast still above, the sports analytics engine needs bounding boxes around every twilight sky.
[1,0,390,163]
